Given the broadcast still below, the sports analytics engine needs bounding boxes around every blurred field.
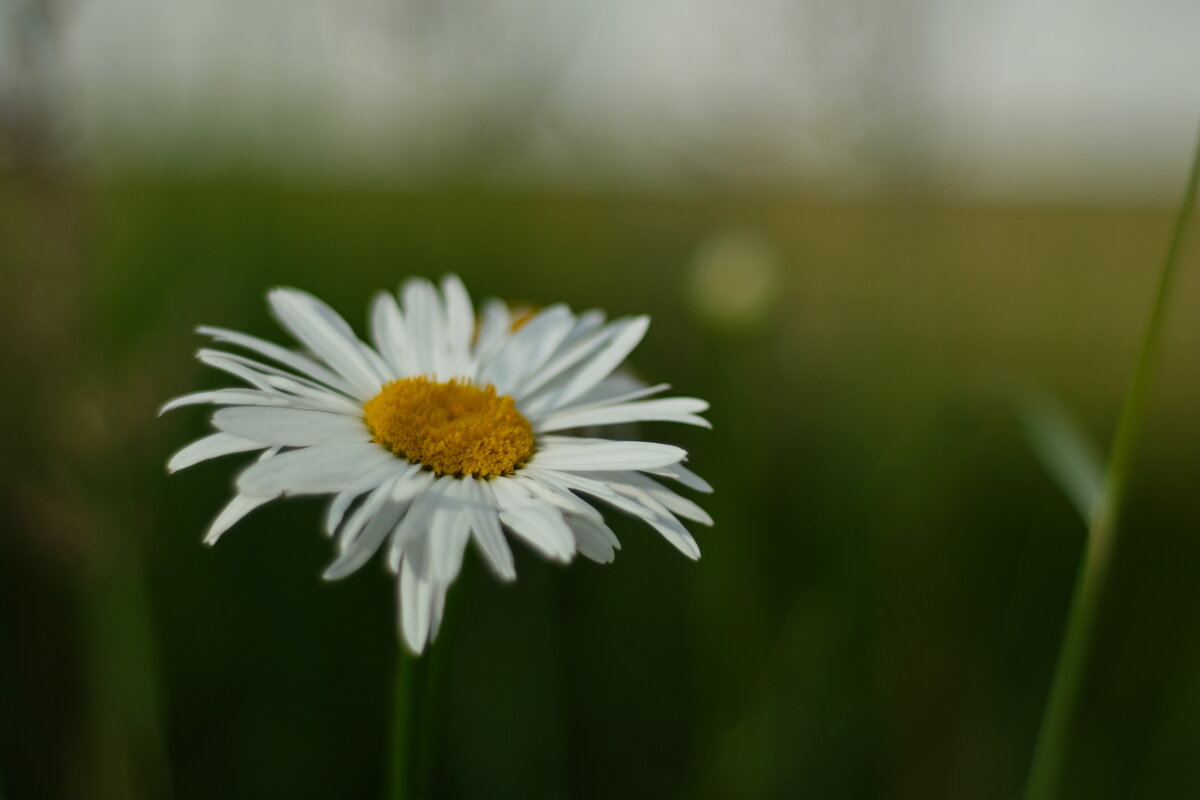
[2,172,1199,799]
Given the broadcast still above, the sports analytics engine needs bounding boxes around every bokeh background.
[2,1,1200,798]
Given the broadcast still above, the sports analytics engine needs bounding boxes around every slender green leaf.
[1016,387,1105,525]
[1024,125,1200,800]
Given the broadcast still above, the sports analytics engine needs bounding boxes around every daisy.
[163,275,711,653]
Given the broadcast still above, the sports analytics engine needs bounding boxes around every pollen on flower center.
[363,377,535,478]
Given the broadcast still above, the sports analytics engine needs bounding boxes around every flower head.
[163,276,711,652]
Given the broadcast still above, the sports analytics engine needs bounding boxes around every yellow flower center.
[363,377,535,478]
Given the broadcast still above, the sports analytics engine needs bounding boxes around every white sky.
[5,0,1199,199]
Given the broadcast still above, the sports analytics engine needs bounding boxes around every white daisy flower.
[163,275,712,653]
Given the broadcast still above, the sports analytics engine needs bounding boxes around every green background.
[2,174,1199,798]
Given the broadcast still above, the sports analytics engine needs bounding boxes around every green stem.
[1023,127,1200,800]
[387,649,426,800]
[389,633,447,800]
[82,543,172,799]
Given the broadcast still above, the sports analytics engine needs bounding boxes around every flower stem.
[387,649,428,800]
[1023,126,1200,800]
[82,540,172,799]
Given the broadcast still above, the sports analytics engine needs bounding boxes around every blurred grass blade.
[83,547,173,799]
[1016,388,1104,525]
[1024,124,1200,800]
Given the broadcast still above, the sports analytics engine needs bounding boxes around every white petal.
[525,316,649,411]
[581,472,703,559]
[402,278,446,379]
[324,461,405,535]
[387,477,441,573]
[323,467,415,580]
[427,478,471,584]
[213,406,370,446]
[192,350,275,390]
[326,491,360,537]
[196,349,364,413]
[236,443,396,497]
[473,299,512,364]
[581,470,712,526]
[566,514,620,563]
[371,469,438,573]
[501,505,576,562]
[198,326,357,396]
[203,493,273,544]
[369,291,412,377]
[398,554,434,654]
[646,463,714,493]
[440,275,476,377]
[392,469,437,504]
[332,466,413,549]
[167,432,263,473]
[561,309,607,345]
[537,397,710,432]
[523,467,701,559]
[429,582,450,640]
[490,478,575,562]
[516,317,621,400]
[464,478,516,581]
[557,381,670,412]
[479,305,574,394]
[268,288,387,396]
[522,467,650,520]
[161,389,291,415]
[529,437,687,471]
[260,379,364,415]
[571,370,648,406]
[640,508,701,560]
[512,474,604,522]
